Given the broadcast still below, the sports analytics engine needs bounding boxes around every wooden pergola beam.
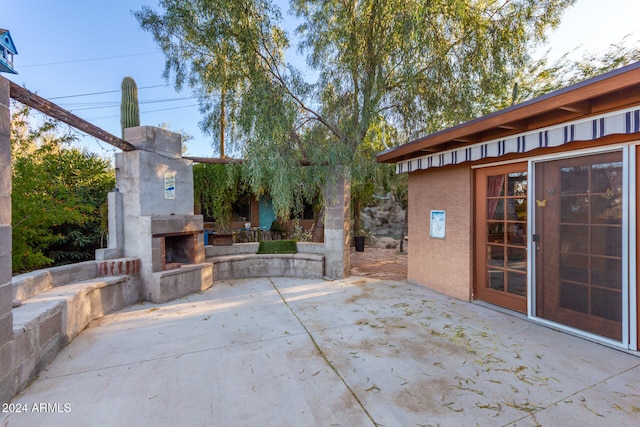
[9,81,136,152]
[183,156,244,164]
[184,156,312,166]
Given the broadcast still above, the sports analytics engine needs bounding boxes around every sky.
[3,0,639,159]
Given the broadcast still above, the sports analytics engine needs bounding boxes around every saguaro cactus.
[120,76,140,138]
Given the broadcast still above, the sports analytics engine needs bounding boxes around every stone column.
[95,191,124,260]
[324,167,351,279]
[115,126,211,302]
[0,77,14,395]
[107,191,124,251]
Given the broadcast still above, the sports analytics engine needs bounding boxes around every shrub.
[257,240,297,254]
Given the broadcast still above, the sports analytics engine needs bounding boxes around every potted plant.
[210,224,234,246]
[352,220,369,252]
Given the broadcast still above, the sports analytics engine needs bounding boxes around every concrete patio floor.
[3,276,640,427]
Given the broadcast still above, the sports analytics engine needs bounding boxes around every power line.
[20,51,161,68]
[144,104,201,114]
[49,84,172,100]
[85,104,201,121]
[64,97,202,112]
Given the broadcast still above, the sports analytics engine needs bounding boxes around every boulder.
[360,193,406,236]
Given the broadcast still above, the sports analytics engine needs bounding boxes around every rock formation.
[360,193,406,237]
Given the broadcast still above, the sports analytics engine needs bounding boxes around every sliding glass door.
[533,151,624,341]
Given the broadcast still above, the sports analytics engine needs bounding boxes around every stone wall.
[0,77,13,401]
[5,260,142,403]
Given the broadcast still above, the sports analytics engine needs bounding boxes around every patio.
[2,276,639,426]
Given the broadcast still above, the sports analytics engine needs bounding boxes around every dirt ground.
[349,238,408,281]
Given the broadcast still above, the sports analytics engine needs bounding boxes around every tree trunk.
[399,207,408,253]
[220,88,226,158]
[353,196,361,232]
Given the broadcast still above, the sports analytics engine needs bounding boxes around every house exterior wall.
[405,136,634,304]
[405,134,640,349]
[227,198,314,233]
[407,164,472,301]
[385,64,640,349]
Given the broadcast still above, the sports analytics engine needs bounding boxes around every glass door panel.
[475,164,528,313]
[534,151,623,341]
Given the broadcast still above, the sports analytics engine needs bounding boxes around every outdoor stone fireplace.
[97,126,212,302]
[162,234,196,269]
[151,215,204,272]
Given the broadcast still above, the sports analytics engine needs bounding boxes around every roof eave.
[378,61,640,164]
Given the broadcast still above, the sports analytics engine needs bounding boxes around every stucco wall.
[407,165,472,301]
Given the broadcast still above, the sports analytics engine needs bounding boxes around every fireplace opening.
[164,234,196,270]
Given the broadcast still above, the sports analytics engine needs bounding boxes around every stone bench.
[13,259,140,302]
[7,259,141,400]
[205,242,325,280]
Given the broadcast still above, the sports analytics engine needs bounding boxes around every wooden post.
[9,81,136,151]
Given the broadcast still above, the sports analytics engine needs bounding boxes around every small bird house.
[0,29,18,74]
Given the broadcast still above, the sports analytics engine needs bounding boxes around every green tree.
[509,37,640,106]
[350,117,398,232]
[11,105,115,273]
[193,163,243,232]
[135,0,572,218]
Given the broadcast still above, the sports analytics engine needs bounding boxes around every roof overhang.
[377,61,640,165]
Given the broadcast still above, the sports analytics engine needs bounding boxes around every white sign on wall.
[164,172,176,200]
[430,210,445,239]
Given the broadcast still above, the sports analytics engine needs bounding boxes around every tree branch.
[253,35,343,141]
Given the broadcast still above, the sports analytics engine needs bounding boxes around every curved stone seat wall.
[3,259,141,404]
[205,242,325,280]
[12,259,140,301]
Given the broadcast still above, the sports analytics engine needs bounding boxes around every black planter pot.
[354,236,365,252]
